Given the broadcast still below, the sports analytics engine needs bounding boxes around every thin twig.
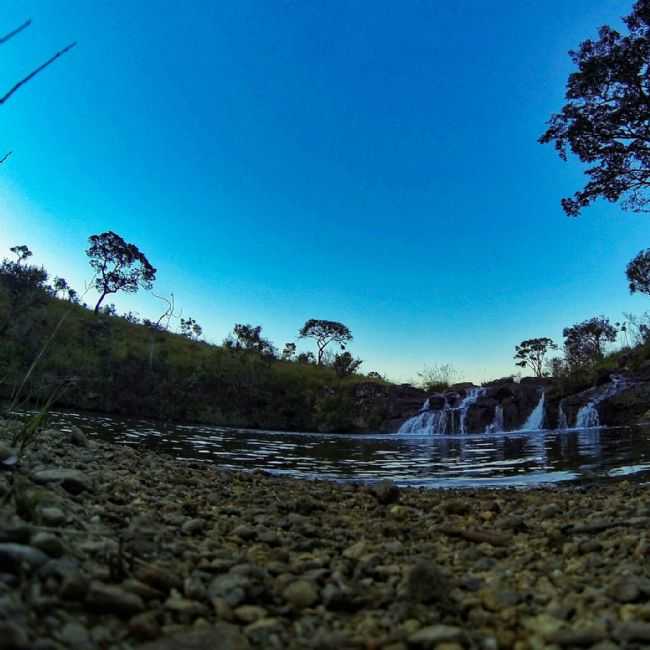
[0,19,31,46]
[0,152,12,164]
[0,41,77,105]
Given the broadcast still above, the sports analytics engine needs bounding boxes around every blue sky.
[2,0,649,383]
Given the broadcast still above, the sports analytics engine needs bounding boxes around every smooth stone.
[282,580,319,609]
[68,426,88,447]
[85,581,144,615]
[39,507,66,527]
[409,625,463,645]
[128,612,161,641]
[138,624,250,649]
[0,543,49,573]
[407,560,450,604]
[372,479,400,505]
[30,532,64,558]
[31,469,90,494]
[181,518,205,535]
[59,622,90,647]
[0,621,29,649]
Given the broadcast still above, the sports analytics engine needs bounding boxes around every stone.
[372,479,400,505]
[30,532,64,558]
[31,469,90,494]
[208,573,249,607]
[59,622,90,647]
[443,499,471,515]
[0,621,29,649]
[181,518,205,535]
[283,580,319,609]
[68,426,89,447]
[609,576,641,603]
[136,564,183,592]
[408,625,462,645]
[614,621,650,642]
[39,507,66,527]
[129,612,161,641]
[0,543,49,573]
[138,624,250,649]
[85,581,145,615]
[234,605,267,623]
[406,560,450,604]
[0,445,17,470]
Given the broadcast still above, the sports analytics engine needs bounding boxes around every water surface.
[45,411,650,488]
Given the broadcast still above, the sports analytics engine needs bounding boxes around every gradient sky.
[2,1,649,383]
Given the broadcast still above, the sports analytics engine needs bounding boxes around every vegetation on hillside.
[0,242,383,432]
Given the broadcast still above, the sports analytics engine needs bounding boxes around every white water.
[561,374,634,429]
[522,391,545,431]
[575,402,600,428]
[398,387,485,435]
[485,405,504,433]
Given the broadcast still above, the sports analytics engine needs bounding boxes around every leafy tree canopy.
[627,248,650,295]
[540,0,650,215]
[86,231,156,314]
[299,319,352,365]
[514,337,557,377]
[563,316,618,367]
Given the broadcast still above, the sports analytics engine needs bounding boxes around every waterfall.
[575,402,600,428]
[522,391,545,431]
[559,374,634,429]
[558,400,569,430]
[398,387,485,435]
[485,405,504,433]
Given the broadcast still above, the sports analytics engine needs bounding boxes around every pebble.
[85,581,145,615]
[138,624,250,649]
[30,532,64,558]
[283,580,319,609]
[31,469,90,494]
[39,507,66,527]
[0,543,49,572]
[408,625,463,645]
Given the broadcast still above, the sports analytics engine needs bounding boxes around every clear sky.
[2,1,649,383]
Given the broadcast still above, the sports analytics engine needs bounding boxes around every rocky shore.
[2,421,650,649]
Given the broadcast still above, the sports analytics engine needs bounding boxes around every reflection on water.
[44,411,650,488]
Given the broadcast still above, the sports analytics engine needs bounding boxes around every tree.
[627,248,650,296]
[540,0,650,216]
[513,337,558,377]
[563,316,618,367]
[10,245,32,264]
[52,276,70,298]
[297,351,315,364]
[417,363,459,392]
[180,317,203,340]
[332,351,363,378]
[1,20,77,164]
[86,231,156,314]
[298,319,352,365]
[224,323,276,357]
[281,342,296,361]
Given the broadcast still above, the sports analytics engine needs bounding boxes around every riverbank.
[2,420,650,649]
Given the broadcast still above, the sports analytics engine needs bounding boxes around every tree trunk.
[94,291,108,314]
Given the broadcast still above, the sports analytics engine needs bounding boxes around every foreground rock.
[2,418,650,648]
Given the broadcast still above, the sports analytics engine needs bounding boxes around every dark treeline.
[0,241,383,433]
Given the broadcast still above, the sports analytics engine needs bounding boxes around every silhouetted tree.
[10,245,32,263]
[563,316,618,367]
[627,248,650,296]
[299,319,352,365]
[224,323,276,357]
[297,352,315,364]
[514,337,557,377]
[540,0,650,215]
[180,317,203,340]
[332,351,363,378]
[86,231,156,314]
[281,342,296,361]
[52,276,69,298]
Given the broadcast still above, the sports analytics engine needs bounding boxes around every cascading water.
[485,405,504,433]
[560,374,634,429]
[398,387,485,435]
[558,400,569,430]
[522,391,545,431]
[575,402,600,428]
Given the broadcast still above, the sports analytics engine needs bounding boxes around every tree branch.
[0,19,31,46]
[0,151,12,165]
[0,41,77,105]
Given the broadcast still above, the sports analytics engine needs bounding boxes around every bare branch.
[0,151,12,165]
[0,41,77,105]
[0,19,31,46]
